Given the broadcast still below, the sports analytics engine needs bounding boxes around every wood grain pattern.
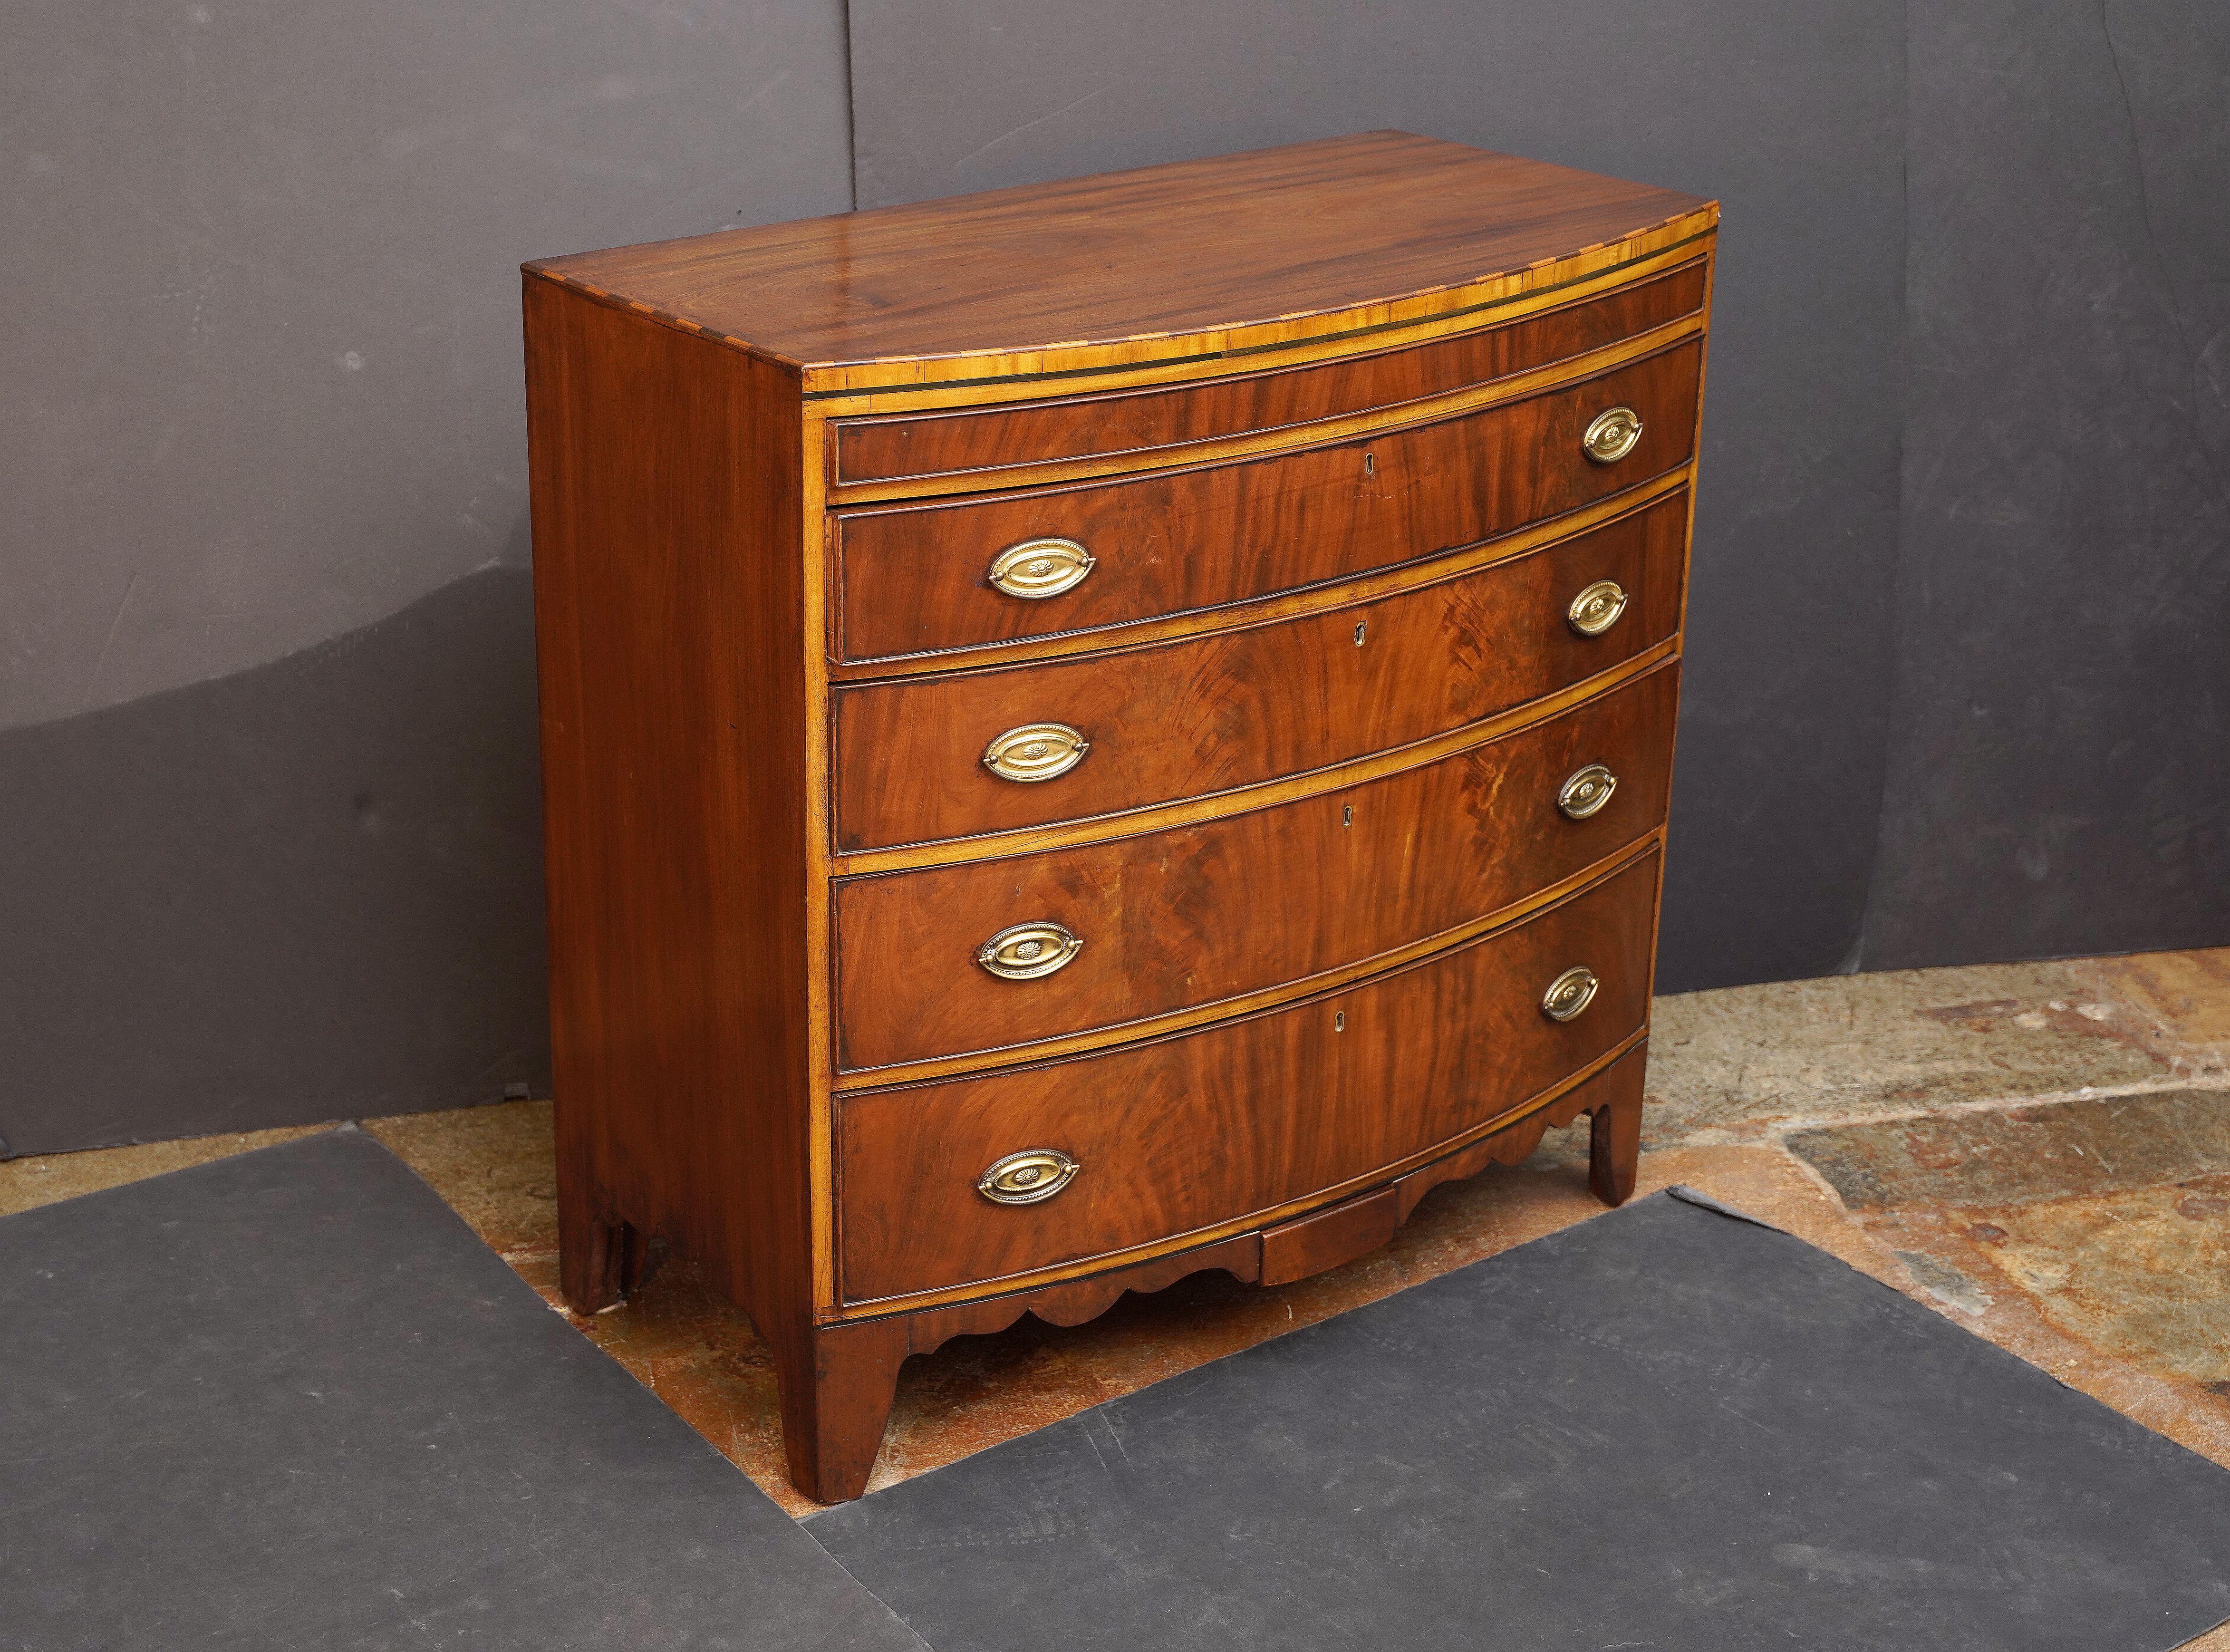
[827,469,1689,686]
[529,135,1711,1503]
[838,838,1660,1094]
[525,282,816,1365]
[821,1043,1641,1337]
[838,849,1660,1304]
[1390,1042,1645,1225]
[833,638,1677,879]
[834,340,1700,663]
[1258,1185,1405,1286]
[783,1318,910,1506]
[834,661,1679,1072]
[527,132,1712,375]
[840,1038,1644,1323]
[823,319,1703,511]
[834,491,1688,850]
[832,260,1708,486]
[877,1233,1269,1350]
[807,235,1714,415]
[1591,1077,1642,1207]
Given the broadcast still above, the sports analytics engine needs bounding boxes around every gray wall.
[1864,1,2230,968]
[2,0,858,1154]
[4,1,2224,1153]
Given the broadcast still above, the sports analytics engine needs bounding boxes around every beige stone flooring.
[7,948,2228,1640]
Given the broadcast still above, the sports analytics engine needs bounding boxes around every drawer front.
[832,259,1707,486]
[835,662,1678,1072]
[838,849,1660,1304]
[833,490,1686,851]
[834,338,1700,663]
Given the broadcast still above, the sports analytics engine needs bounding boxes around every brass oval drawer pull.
[977,1148,1080,1205]
[988,537,1096,599]
[1557,763,1618,821]
[976,920,1083,980]
[1582,406,1644,464]
[1541,966,1600,1023]
[1566,580,1628,637]
[983,722,1090,783]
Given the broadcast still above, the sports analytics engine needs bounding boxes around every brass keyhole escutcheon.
[977,1148,1080,1206]
[1582,406,1644,464]
[1557,763,1618,821]
[1566,580,1629,637]
[987,538,1095,599]
[983,722,1090,782]
[1541,966,1600,1023]
[976,920,1083,981]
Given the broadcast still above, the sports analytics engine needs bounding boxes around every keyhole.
[1335,1011,1347,1033]
[1364,451,1375,476]
[1342,803,1354,828]
[1354,621,1368,646]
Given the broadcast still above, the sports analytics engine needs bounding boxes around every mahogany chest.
[522,131,1716,1503]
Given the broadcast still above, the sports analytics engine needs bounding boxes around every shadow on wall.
[0,566,549,1158]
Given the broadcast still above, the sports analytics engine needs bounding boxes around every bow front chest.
[523,131,1717,1503]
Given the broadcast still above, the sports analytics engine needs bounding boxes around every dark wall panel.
[0,570,545,1158]
[1862,1,2230,967]
[845,0,1908,993]
[1,0,852,729]
[3,0,857,1151]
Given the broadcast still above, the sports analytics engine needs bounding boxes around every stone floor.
[7,948,2228,1638]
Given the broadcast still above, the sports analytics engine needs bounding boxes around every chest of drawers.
[523,131,1716,1503]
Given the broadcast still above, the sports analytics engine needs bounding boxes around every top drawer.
[830,259,1707,487]
[832,339,1701,664]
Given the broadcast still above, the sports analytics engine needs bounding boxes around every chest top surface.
[526,131,1714,382]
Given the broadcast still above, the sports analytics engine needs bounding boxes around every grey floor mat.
[0,1129,924,1652]
[807,1189,2230,1652]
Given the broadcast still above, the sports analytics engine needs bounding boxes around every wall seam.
[1844,0,1919,976]
[840,0,860,211]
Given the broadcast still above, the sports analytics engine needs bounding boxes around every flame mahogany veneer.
[835,664,1681,1073]
[523,131,1716,1504]
[832,491,1689,849]
[830,258,1708,488]
[832,340,1700,663]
